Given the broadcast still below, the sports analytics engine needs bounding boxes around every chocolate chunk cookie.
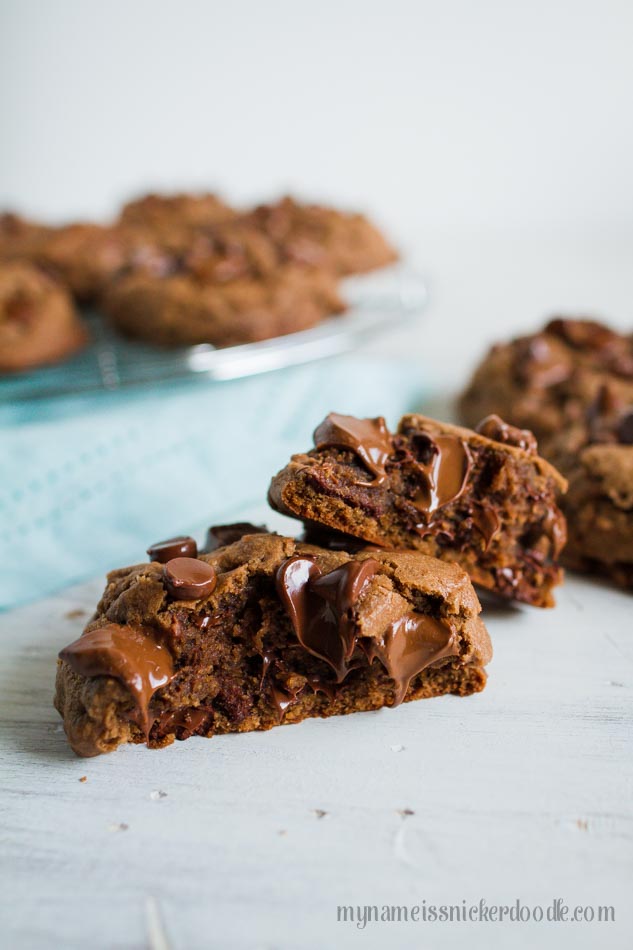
[536,386,633,586]
[268,412,567,607]
[1,217,176,306]
[103,222,346,347]
[0,212,51,262]
[1,193,397,347]
[32,224,142,304]
[54,533,491,757]
[245,196,398,275]
[459,317,633,447]
[460,318,633,587]
[118,192,237,230]
[0,261,88,372]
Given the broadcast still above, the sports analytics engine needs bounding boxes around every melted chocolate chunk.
[275,555,461,705]
[204,522,267,552]
[59,623,174,736]
[163,557,217,600]
[475,414,538,453]
[275,556,379,680]
[313,413,393,485]
[410,433,472,524]
[471,504,501,550]
[269,682,304,721]
[361,613,459,706]
[147,535,198,563]
[153,706,211,740]
[259,642,342,722]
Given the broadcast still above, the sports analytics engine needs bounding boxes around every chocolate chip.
[476,414,538,454]
[163,557,217,600]
[616,411,633,444]
[204,522,266,553]
[313,413,393,486]
[147,536,198,563]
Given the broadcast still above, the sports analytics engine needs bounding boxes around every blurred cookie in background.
[245,196,398,275]
[459,317,633,447]
[117,191,238,231]
[103,259,345,348]
[0,212,53,268]
[460,317,633,588]
[0,261,88,372]
[0,190,398,354]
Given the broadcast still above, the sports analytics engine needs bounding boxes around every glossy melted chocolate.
[410,433,472,523]
[471,504,501,550]
[59,622,175,736]
[275,555,378,681]
[147,535,198,563]
[275,555,460,708]
[313,412,473,526]
[313,413,393,485]
[361,612,459,705]
[163,557,217,600]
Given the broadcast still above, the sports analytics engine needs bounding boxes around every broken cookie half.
[54,532,491,757]
[268,412,568,607]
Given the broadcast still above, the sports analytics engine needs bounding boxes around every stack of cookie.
[0,193,397,371]
[460,317,633,588]
[54,409,568,757]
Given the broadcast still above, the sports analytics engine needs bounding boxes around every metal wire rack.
[0,266,427,401]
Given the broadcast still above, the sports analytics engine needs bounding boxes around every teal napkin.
[0,356,427,610]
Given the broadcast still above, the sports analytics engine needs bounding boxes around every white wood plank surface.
[1,506,632,950]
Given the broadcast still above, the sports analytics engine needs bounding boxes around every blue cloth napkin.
[0,356,427,610]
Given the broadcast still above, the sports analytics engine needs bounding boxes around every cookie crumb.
[65,609,86,620]
[312,809,328,819]
[78,775,87,783]
[397,808,414,818]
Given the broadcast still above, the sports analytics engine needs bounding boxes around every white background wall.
[2,0,632,234]
[1,0,632,369]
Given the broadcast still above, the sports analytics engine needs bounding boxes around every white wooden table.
[2,233,633,949]
[1,499,632,950]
